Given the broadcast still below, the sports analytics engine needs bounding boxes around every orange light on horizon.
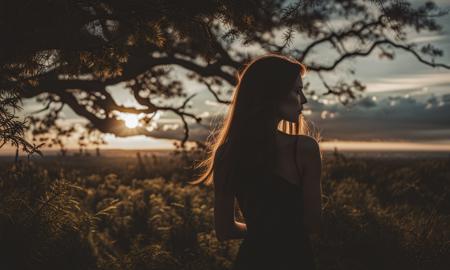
[2,139,450,156]
[320,140,450,152]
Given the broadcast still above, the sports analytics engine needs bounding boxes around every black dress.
[232,136,316,270]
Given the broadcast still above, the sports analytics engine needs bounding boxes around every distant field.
[2,147,450,159]
[0,149,449,270]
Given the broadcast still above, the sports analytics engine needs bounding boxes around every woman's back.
[232,135,316,270]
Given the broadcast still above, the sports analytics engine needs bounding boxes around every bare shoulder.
[295,135,322,179]
[296,135,320,153]
[295,135,322,165]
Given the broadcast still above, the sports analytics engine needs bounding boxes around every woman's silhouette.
[191,53,322,270]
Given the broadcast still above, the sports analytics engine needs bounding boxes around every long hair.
[189,53,320,191]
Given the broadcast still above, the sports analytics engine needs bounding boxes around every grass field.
[0,149,449,270]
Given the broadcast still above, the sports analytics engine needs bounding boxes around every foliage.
[0,152,449,269]
[0,89,42,159]
[1,0,449,149]
[0,162,97,270]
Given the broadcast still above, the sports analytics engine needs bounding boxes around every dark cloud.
[304,94,450,142]
[354,96,377,108]
[147,115,222,142]
[442,94,450,103]
[147,94,450,143]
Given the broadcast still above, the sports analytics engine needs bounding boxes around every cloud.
[204,100,220,106]
[409,34,446,44]
[365,72,450,93]
[442,94,450,103]
[146,93,450,144]
[355,96,378,108]
[146,114,224,142]
[303,94,450,142]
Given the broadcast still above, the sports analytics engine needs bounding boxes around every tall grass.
[0,151,449,270]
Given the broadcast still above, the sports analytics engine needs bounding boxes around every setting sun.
[117,113,141,129]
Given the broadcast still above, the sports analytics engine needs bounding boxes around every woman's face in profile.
[278,74,307,122]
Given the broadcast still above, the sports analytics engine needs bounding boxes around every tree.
[0,89,42,159]
[1,0,449,151]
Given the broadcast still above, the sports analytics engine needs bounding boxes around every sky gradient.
[2,1,450,155]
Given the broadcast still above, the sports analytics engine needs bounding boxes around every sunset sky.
[2,0,450,155]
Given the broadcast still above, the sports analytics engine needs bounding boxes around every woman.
[191,53,322,270]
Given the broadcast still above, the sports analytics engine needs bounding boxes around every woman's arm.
[214,180,247,241]
[213,147,247,242]
[297,136,322,236]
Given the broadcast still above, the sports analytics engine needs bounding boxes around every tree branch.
[308,39,450,72]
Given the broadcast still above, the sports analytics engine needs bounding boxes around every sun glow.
[117,113,141,129]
